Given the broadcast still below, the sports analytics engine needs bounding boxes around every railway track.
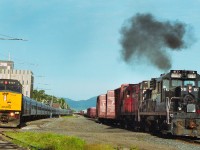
[1,119,200,150]
[0,128,33,150]
[176,136,200,145]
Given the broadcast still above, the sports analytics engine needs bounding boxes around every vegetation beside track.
[4,131,121,150]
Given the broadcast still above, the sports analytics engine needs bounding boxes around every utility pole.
[50,95,53,118]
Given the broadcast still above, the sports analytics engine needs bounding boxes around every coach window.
[198,81,200,87]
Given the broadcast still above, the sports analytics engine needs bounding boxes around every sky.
[0,0,200,100]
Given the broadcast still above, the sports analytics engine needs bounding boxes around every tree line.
[32,89,69,109]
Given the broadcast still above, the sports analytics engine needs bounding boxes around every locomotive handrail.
[170,97,182,100]
[166,97,170,124]
[166,97,182,124]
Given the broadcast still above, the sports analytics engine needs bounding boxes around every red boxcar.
[114,84,129,119]
[106,90,115,119]
[87,107,96,118]
[96,94,106,119]
[121,84,139,115]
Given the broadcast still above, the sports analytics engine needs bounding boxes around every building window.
[26,91,28,96]
[27,80,29,85]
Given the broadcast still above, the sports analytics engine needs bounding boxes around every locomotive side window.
[172,80,182,87]
[158,82,162,93]
[163,80,169,90]
[0,85,4,90]
[184,81,195,86]
[0,79,22,93]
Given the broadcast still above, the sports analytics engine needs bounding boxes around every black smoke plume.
[120,13,192,70]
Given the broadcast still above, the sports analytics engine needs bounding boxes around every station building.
[0,60,34,98]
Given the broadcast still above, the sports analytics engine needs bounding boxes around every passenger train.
[0,79,72,127]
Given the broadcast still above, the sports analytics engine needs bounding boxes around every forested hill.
[65,96,97,111]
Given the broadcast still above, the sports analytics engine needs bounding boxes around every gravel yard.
[20,115,200,150]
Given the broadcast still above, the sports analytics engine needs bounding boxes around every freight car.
[96,94,106,122]
[86,107,96,118]
[0,79,72,127]
[95,70,200,138]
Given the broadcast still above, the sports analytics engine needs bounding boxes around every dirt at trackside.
[21,115,200,150]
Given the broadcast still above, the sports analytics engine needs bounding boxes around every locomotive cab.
[163,70,200,137]
[169,71,200,114]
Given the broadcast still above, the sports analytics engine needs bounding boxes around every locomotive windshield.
[172,80,182,87]
[171,80,196,87]
[163,80,169,90]
[0,79,22,93]
[184,80,195,86]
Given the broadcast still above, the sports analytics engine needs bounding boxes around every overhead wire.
[0,33,27,41]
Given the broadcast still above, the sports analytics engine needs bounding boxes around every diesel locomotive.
[0,79,72,127]
[95,70,200,137]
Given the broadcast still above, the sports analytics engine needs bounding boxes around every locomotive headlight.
[178,107,182,111]
[188,85,192,93]
[10,112,15,117]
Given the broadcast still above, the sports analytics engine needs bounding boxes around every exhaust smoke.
[120,13,194,70]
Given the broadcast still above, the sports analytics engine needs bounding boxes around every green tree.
[32,89,69,109]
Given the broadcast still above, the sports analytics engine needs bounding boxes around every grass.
[84,144,114,150]
[4,131,120,150]
[5,131,85,150]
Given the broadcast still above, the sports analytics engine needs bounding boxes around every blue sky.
[0,0,200,100]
